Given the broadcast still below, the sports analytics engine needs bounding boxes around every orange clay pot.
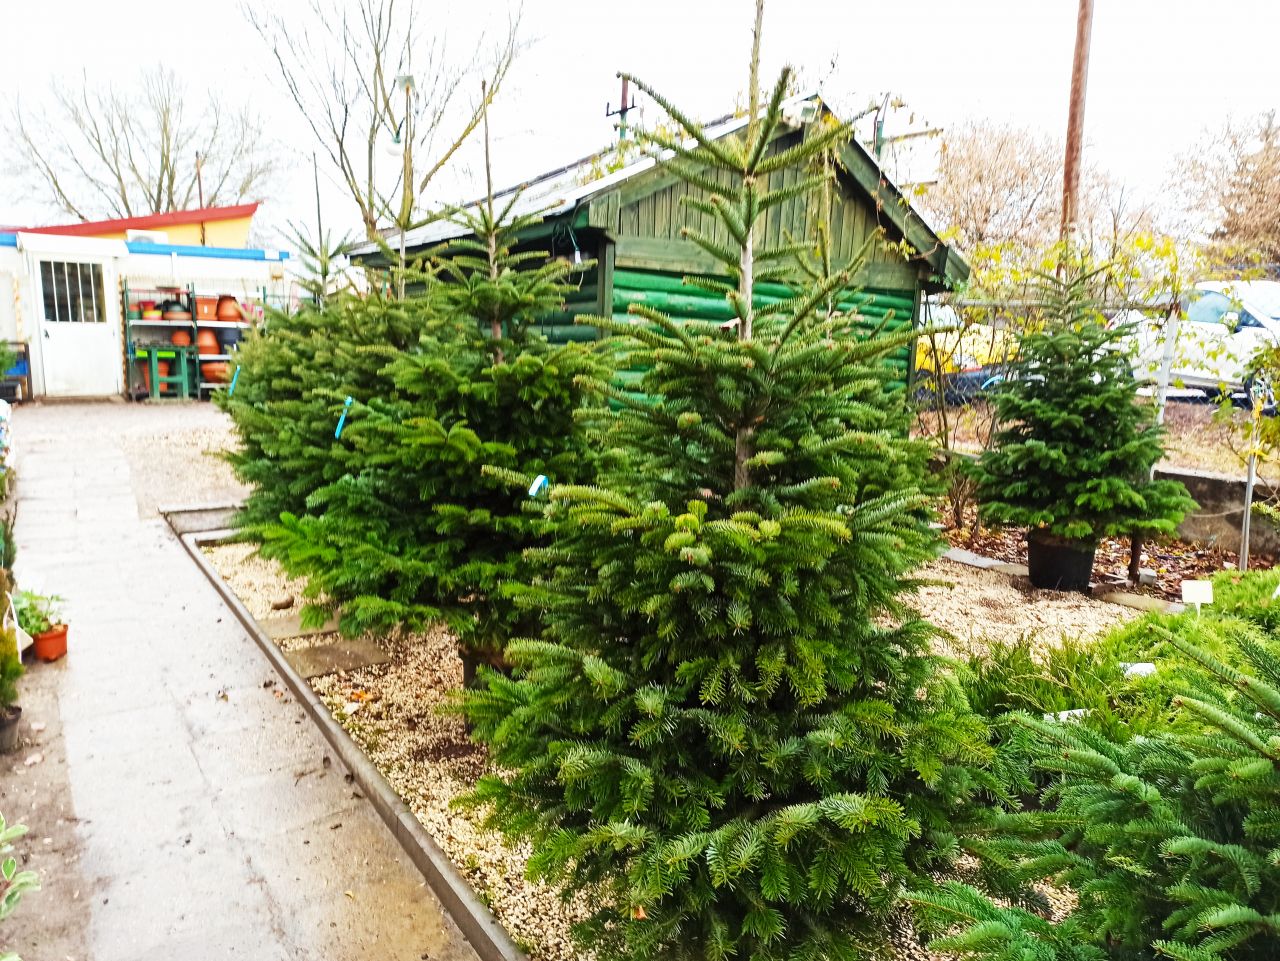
[33,624,67,662]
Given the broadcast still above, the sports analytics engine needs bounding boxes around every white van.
[1133,281,1280,400]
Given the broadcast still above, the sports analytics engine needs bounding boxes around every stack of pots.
[197,329,227,383]
[215,295,244,361]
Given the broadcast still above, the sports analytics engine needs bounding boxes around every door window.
[39,261,105,324]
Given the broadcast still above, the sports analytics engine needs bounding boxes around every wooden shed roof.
[355,94,968,290]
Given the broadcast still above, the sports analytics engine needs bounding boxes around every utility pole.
[194,152,206,245]
[1059,0,1095,242]
[606,76,634,143]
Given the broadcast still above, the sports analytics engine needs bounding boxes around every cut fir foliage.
[233,198,599,655]
[460,12,999,961]
[972,268,1194,586]
[913,623,1280,961]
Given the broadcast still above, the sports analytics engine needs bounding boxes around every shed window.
[39,260,105,324]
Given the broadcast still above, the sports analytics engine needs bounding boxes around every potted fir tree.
[974,268,1195,590]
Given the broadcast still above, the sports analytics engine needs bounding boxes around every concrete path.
[4,403,479,961]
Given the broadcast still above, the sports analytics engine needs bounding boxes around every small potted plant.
[974,268,1196,590]
[0,628,21,754]
[13,592,67,662]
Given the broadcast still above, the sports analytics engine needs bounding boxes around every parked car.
[914,305,1019,406]
[1130,281,1280,403]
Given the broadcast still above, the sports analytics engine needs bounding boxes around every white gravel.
[913,558,1135,658]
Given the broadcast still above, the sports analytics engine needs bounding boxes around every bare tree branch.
[4,67,276,222]
[1170,111,1280,264]
[246,0,523,242]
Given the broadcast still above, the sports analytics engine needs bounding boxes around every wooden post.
[1059,0,1095,242]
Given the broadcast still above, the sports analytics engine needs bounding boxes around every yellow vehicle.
[914,309,1021,405]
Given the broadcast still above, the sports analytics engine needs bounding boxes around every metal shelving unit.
[122,281,262,400]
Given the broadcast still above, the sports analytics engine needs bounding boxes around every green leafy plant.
[973,268,1195,560]
[914,619,1280,961]
[0,811,39,961]
[0,515,15,572]
[12,592,62,637]
[458,11,1000,960]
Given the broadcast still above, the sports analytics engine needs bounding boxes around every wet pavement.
[3,402,480,961]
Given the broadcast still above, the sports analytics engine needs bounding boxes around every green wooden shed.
[355,94,968,386]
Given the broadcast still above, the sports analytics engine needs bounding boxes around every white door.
[37,259,121,397]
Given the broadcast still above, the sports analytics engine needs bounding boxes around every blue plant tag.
[528,474,549,498]
[335,396,354,439]
[228,365,242,396]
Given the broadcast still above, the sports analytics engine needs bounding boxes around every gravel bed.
[914,558,1135,658]
[202,543,1110,961]
[204,541,313,621]
[117,403,251,516]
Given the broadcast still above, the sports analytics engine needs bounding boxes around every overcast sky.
[2,0,1278,245]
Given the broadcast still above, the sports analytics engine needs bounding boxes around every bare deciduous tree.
[8,68,276,222]
[1173,111,1280,265]
[920,119,1063,253]
[246,0,519,242]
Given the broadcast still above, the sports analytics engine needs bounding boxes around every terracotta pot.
[162,310,192,321]
[196,330,221,355]
[142,360,172,394]
[0,705,20,754]
[201,362,230,383]
[171,329,192,347]
[33,625,67,662]
[215,295,242,321]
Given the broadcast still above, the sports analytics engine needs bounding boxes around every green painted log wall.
[532,266,917,391]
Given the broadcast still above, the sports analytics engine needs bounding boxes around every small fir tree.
[255,197,599,651]
[218,291,433,528]
[460,7,998,959]
[913,622,1280,961]
[223,92,598,654]
[973,269,1194,563]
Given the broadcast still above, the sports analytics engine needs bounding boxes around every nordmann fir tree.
[971,267,1194,590]
[255,194,599,653]
[218,287,435,528]
[245,97,600,657]
[459,8,999,960]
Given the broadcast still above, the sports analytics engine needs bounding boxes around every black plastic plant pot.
[1027,532,1097,591]
[0,705,20,754]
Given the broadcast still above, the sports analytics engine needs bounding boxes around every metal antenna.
[605,76,634,142]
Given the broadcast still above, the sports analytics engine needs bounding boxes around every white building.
[0,206,292,399]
